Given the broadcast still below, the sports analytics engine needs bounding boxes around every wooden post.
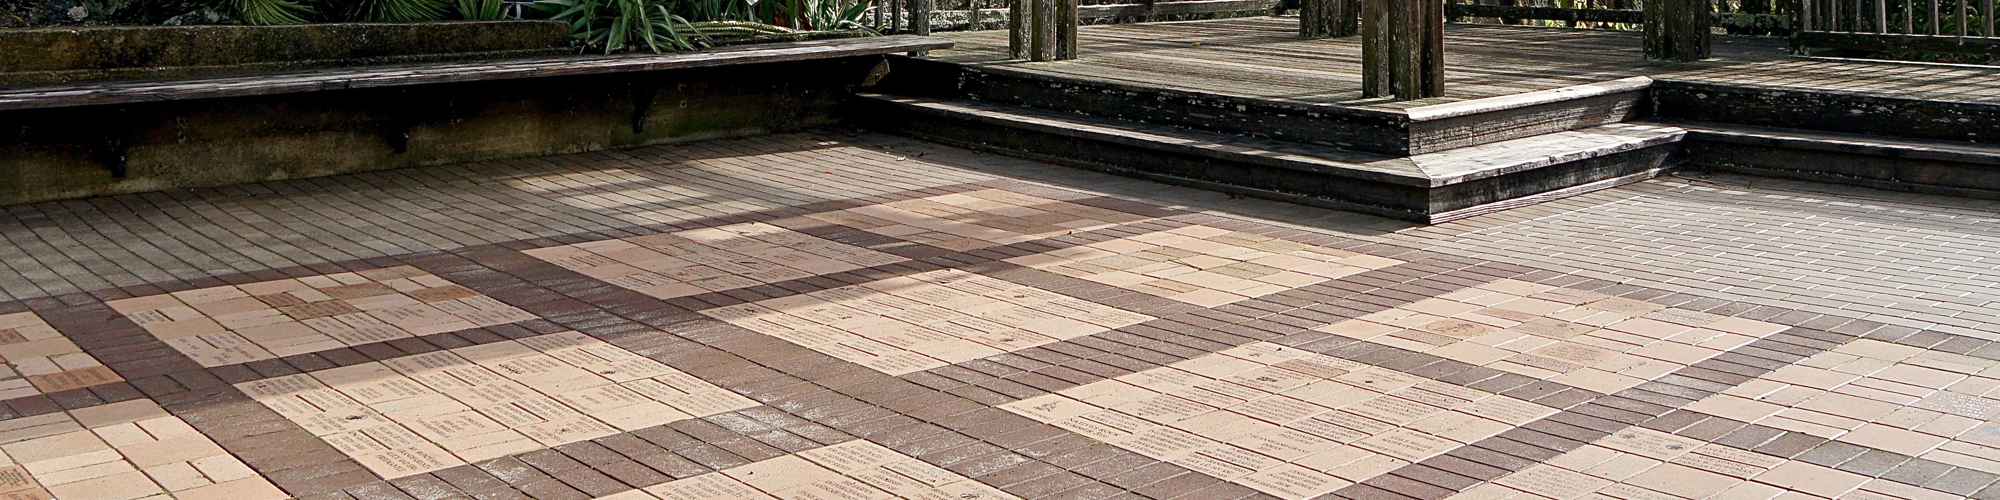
[1301,0,1359,37]
[911,0,931,35]
[1423,0,1442,97]
[1362,0,1392,97]
[890,0,902,33]
[1031,0,1056,61]
[1055,0,1078,59]
[1009,0,1028,58]
[1362,0,1442,99]
[1643,0,1710,61]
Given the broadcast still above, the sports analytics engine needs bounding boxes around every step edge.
[950,61,1412,121]
[1669,121,2000,166]
[856,93,1437,187]
[1405,123,1689,187]
[863,93,1692,190]
[1405,76,1653,122]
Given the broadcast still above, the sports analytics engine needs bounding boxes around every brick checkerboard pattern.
[0,130,1997,500]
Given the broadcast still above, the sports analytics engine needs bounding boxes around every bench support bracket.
[631,80,660,134]
[98,108,133,179]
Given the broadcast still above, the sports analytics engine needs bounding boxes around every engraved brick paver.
[107,266,537,367]
[1003,342,1555,500]
[1,131,1999,500]
[0,399,287,500]
[0,311,121,397]
[1319,279,1789,395]
[238,331,756,479]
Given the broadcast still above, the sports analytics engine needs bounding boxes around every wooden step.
[854,93,1687,223]
[875,56,1651,156]
[1670,121,2000,199]
[1651,79,2000,146]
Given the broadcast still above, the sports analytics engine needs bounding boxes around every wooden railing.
[858,0,1280,32]
[1445,0,1794,34]
[1796,0,1999,54]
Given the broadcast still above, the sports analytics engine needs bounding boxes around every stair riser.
[1412,91,1643,154]
[1653,81,2000,146]
[942,69,1410,155]
[880,56,1657,157]
[1686,139,2000,199]
[1426,146,1681,218]
[860,97,1686,223]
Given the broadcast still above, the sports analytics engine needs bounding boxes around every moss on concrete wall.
[0,21,570,86]
[0,57,880,206]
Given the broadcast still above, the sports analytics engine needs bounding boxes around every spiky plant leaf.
[340,0,449,21]
[458,0,506,18]
[227,0,313,24]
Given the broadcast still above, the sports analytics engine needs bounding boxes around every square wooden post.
[911,0,932,35]
[1644,0,1710,61]
[1362,0,1443,99]
[1056,0,1078,59]
[1301,0,1360,37]
[1030,0,1056,61]
[1009,0,1028,58]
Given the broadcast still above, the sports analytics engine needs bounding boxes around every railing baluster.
[1986,0,1994,35]
[1958,0,1967,36]
[1877,0,1886,31]
[1904,0,1913,32]
[1931,0,1938,34]
[1802,0,1813,31]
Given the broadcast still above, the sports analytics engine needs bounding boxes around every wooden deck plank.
[930,17,2000,108]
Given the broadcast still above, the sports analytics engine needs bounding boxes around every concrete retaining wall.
[0,21,570,86]
[0,57,883,206]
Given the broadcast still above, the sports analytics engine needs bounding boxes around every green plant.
[535,0,703,53]
[225,0,313,24]
[457,0,506,18]
[755,0,868,29]
[337,0,450,21]
[674,0,754,22]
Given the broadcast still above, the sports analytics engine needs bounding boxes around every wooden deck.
[929,17,2000,108]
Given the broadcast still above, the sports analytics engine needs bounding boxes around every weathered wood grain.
[1301,0,1360,37]
[1643,0,1710,60]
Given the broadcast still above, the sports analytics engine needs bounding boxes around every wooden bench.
[0,35,953,112]
[0,35,953,205]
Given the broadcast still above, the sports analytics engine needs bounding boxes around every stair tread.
[1661,120,2000,165]
[863,93,1686,187]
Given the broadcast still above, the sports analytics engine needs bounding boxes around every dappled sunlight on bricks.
[1320,279,1789,395]
[107,266,536,367]
[1004,342,1555,500]
[235,331,755,479]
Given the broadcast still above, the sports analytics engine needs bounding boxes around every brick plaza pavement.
[0,129,1996,500]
